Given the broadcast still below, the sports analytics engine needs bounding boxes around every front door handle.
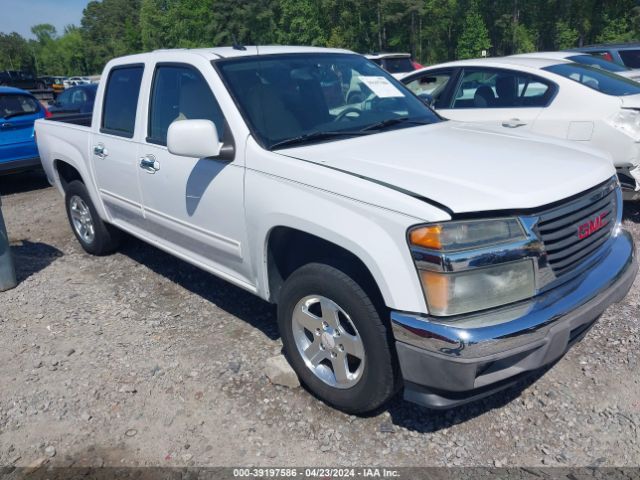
[139,155,160,174]
[502,118,527,128]
[93,144,108,158]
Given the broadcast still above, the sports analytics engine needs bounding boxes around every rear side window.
[147,65,225,146]
[544,63,640,96]
[101,65,144,137]
[451,69,554,109]
[619,49,640,69]
[0,94,39,119]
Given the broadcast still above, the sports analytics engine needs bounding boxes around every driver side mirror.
[167,119,223,159]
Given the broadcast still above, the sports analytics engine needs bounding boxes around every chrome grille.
[538,179,618,278]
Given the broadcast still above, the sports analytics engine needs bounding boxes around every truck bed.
[46,113,92,127]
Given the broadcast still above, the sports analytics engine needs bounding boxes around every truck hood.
[278,122,615,214]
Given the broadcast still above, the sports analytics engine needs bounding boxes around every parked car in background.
[510,51,640,81]
[401,57,640,199]
[67,76,91,87]
[48,84,97,116]
[35,46,636,413]
[38,76,66,95]
[365,53,418,78]
[569,43,640,69]
[0,70,46,90]
[0,87,48,174]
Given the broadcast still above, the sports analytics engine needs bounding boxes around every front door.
[91,65,146,231]
[137,63,250,284]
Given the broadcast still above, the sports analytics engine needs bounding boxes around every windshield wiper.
[270,130,371,150]
[360,117,430,132]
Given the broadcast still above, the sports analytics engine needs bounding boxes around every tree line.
[2,0,640,76]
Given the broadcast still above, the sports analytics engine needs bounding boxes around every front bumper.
[392,230,637,409]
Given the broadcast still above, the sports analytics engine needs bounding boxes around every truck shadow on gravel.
[0,170,50,195]
[120,237,280,340]
[11,240,63,283]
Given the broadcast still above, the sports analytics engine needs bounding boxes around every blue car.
[0,87,47,174]
[49,84,97,116]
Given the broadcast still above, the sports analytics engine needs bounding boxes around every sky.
[1,0,92,38]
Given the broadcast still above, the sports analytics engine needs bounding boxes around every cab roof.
[0,86,32,95]
[113,45,355,64]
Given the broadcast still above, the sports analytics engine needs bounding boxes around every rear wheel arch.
[54,160,84,190]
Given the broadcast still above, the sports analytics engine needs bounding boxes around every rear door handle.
[139,155,160,174]
[93,144,108,158]
[502,118,527,128]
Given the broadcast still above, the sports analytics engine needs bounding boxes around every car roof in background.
[0,86,33,95]
[365,52,412,59]
[569,43,640,51]
[404,56,569,76]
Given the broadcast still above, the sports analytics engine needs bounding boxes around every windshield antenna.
[232,35,246,51]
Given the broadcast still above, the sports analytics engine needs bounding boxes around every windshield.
[383,57,415,74]
[0,94,39,119]
[567,54,629,72]
[216,53,439,149]
[544,63,640,96]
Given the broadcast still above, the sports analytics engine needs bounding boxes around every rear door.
[90,64,146,231]
[0,92,41,161]
[436,67,555,131]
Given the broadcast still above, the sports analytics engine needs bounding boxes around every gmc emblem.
[578,211,609,240]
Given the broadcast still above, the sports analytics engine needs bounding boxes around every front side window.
[544,63,640,96]
[216,53,439,149]
[148,65,225,146]
[451,69,553,109]
[619,49,640,69]
[0,94,39,119]
[101,65,144,137]
[405,70,454,108]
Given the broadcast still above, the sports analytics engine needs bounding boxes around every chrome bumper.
[392,230,637,408]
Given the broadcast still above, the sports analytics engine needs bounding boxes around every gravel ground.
[0,170,639,469]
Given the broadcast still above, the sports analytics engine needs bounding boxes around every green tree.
[457,2,491,59]
[554,20,579,49]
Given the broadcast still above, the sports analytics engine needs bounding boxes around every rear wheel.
[64,180,121,255]
[278,263,398,414]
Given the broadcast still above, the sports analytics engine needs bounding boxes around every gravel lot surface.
[0,171,639,469]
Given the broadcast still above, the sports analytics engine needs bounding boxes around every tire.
[64,180,121,255]
[278,263,399,414]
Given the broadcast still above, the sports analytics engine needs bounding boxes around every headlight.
[419,260,535,316]
[409,218,526,251]
[610,109,640,142]
[409,218,535,317]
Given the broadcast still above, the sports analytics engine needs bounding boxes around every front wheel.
[278,263,399,414]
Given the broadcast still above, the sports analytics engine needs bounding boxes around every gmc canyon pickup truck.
[35,46,637,413]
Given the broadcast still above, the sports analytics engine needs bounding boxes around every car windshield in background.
[216,53,439,149]
[383,57,415,74]
[567,54,629,72]
[0,94,39,119]
[544,63,640,96]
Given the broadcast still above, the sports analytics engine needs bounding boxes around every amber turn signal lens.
[409,225,443,249]
[420,270,449,312]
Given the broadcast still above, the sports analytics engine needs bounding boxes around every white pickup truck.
[35,46,637,413]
